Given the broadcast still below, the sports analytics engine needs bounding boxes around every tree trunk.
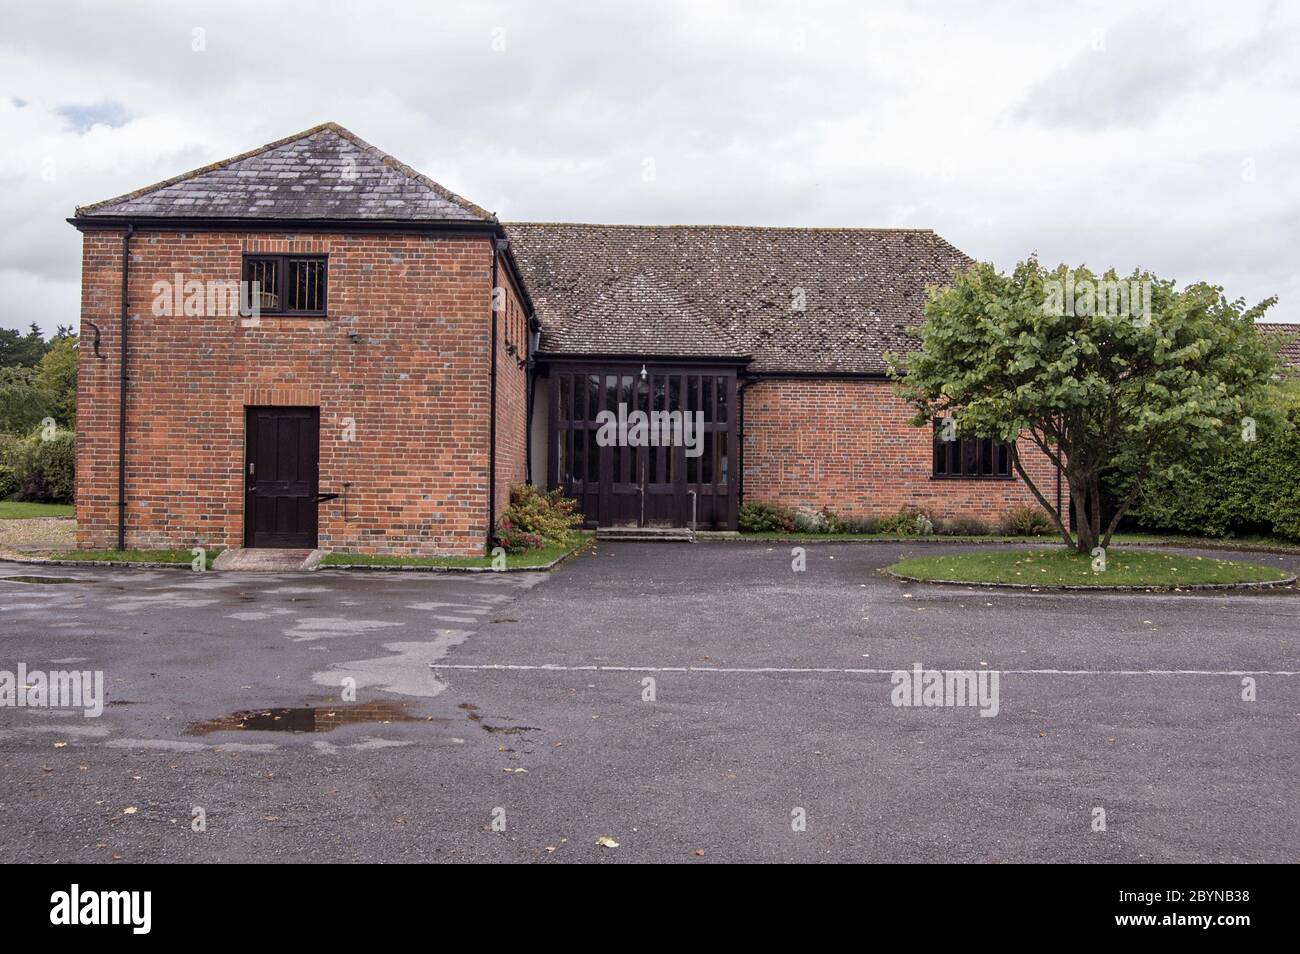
[1070,474,1098,554]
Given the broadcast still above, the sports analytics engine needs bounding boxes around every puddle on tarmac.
[186,700,424,735]
[1,576,83,585]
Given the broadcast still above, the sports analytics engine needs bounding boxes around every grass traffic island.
[884,548,1295,590]
[319,533,591,571]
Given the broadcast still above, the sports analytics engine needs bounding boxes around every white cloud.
[1,0,1297,334]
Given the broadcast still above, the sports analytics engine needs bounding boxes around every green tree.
[889,260,1280,553]
[35,335,78,428]
[0,323,51,368]
[0,366,55,435]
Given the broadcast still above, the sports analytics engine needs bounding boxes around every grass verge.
[54,548,221,568]
[320,533,590,569]
[885,548,1293,587]
[0,501,75,519]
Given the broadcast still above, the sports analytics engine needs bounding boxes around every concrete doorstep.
[211,548,324,571]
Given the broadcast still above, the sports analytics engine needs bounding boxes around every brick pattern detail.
[75,228,517,556]
[741,378,1064,521]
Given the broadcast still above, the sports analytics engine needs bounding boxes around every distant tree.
[890,260,1280,553]
[0,323,52,368]
[35,335,78,428]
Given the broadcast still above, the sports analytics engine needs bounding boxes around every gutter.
[117,223,134,550]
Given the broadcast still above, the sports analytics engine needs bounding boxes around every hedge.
[1122,383,1300,541]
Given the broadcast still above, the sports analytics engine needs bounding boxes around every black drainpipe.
[117,224,135,551]
[487,239,500,547]
[524,318,539,484]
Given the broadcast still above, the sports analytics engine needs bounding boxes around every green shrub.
[839,515,881,534]
[791,506,846,533]
[0,462,16,500]
[997,504,1054,536]
[935,516,992,536]
[7,428,75,503]
[1116,381,1300,542]
[878,506,935,535]
[497,484,580,546]
[738,500,796,533]
[494,516,545,553]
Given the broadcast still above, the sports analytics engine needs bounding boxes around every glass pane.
[559,375,571,422]
[620,375,634,412]
[587,429,599,482]
[573,428,585,484]
[606,375,619,419]
[669,376,680,414]
[637,373,648,414]
[688,376,699,416]
[718,432,729,485]
[702,377,713,423]
[558,432,569,482]
[288,258,324,311]
[587,375,601,422]
[702,432,713,483]
[247,258,280,312]
[962,439,978,475]
[716,376,728,423]
[981,439,993,475]
[573,374,585,421]
[997,444,1010,476]
[934,438,946,475]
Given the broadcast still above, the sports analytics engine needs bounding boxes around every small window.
[242,254,327,316]
[932,422,1012,478]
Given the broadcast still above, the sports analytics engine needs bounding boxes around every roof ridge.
[75,122,494,222]
[506,221,938,233]
[76,122,340,216]
[326,124,495,222]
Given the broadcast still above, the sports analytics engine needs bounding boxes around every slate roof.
[1259,322,1300,368]
[504,223,973,374]
[75,123,494,223]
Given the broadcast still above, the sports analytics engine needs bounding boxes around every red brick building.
[71,123,1058,555]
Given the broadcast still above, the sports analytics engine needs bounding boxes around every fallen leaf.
[693,849,705,857]
[122,807,138,815]
[596,836,620,848]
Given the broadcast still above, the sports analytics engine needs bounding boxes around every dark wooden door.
[550,364,738,529]
[244,406,320,548]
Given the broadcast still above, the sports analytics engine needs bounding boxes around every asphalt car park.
[1,541,1296,862]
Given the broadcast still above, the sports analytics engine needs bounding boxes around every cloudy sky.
[2,0,1297,335]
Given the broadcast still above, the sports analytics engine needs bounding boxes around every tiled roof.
[504,222,973,373]
[75,122,494,223]
[544,273,747,358]
[1259,322,1300,368]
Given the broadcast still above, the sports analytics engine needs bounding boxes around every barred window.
[242,255,327,315]
[933,424,1012,478]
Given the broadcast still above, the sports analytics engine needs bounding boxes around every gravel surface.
[0,517,75,556]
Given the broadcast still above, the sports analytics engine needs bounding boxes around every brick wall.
[75,228,501,556]
[493,265,530,525]
[741,378,1063,523]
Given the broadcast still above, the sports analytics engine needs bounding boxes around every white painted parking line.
[430,663,1300,676]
